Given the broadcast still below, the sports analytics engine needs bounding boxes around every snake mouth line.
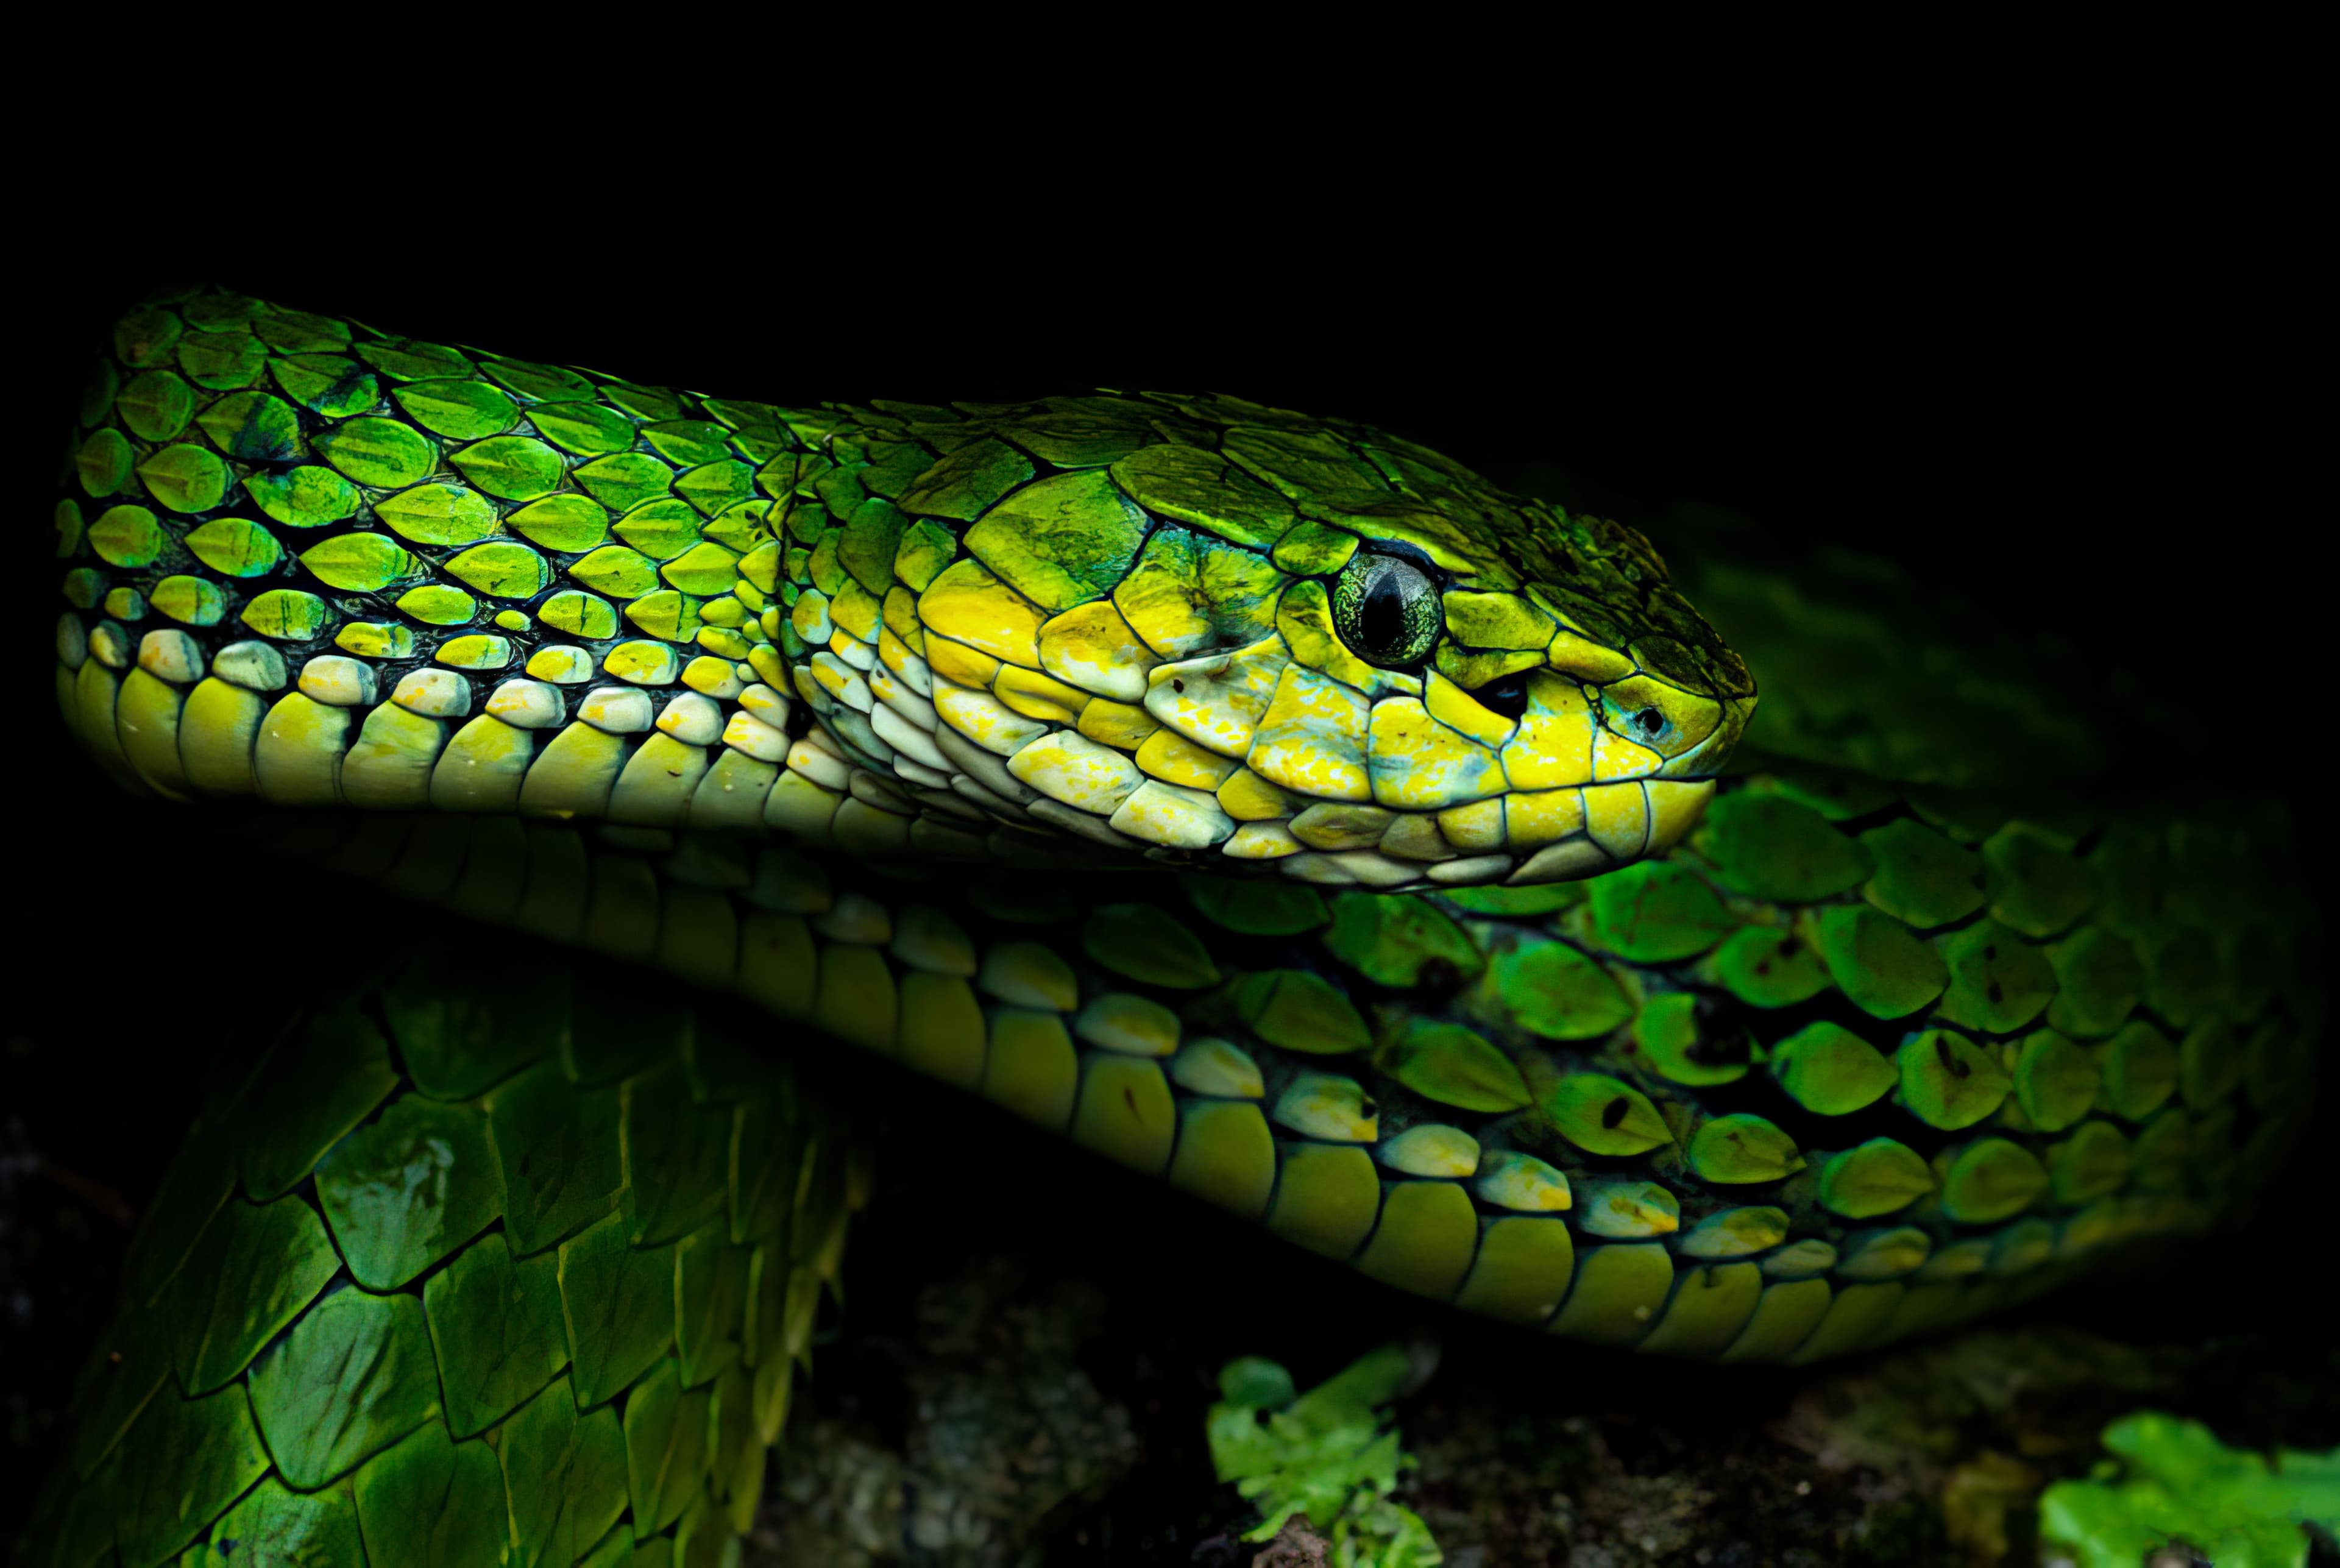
[987,775,1722,895]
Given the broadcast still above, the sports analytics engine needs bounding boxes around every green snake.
[17,285,2322,1566]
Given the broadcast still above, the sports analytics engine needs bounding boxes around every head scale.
[789,389,1756,891]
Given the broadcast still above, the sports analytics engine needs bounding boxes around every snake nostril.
[1475,676,1530,719]
[1635,707,1664,736]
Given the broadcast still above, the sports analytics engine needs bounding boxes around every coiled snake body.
[17,287,2321,1565]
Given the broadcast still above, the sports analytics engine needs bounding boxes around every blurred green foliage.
[1207,1343,1443,1566]
[2038,1411,2339,1567]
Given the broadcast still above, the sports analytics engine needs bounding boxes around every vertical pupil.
[1361,569,1408,652]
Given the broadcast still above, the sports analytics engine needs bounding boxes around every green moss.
[2038,1412,2339,1567]
[1208,1343,1445,1564]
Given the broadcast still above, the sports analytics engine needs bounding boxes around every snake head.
[885,392,1756,889]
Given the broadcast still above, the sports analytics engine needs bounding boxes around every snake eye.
[1331,553,1442,668]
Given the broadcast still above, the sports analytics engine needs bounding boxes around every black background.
[6,141,2330,1547]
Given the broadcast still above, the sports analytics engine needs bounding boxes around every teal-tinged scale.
[26,285,2327,1566]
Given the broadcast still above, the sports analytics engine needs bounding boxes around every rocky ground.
[735,1083,2339,1567]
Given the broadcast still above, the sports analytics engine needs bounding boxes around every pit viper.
[15,286,2322,1567]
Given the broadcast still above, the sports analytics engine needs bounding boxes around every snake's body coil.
[16,287,2320,1566]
